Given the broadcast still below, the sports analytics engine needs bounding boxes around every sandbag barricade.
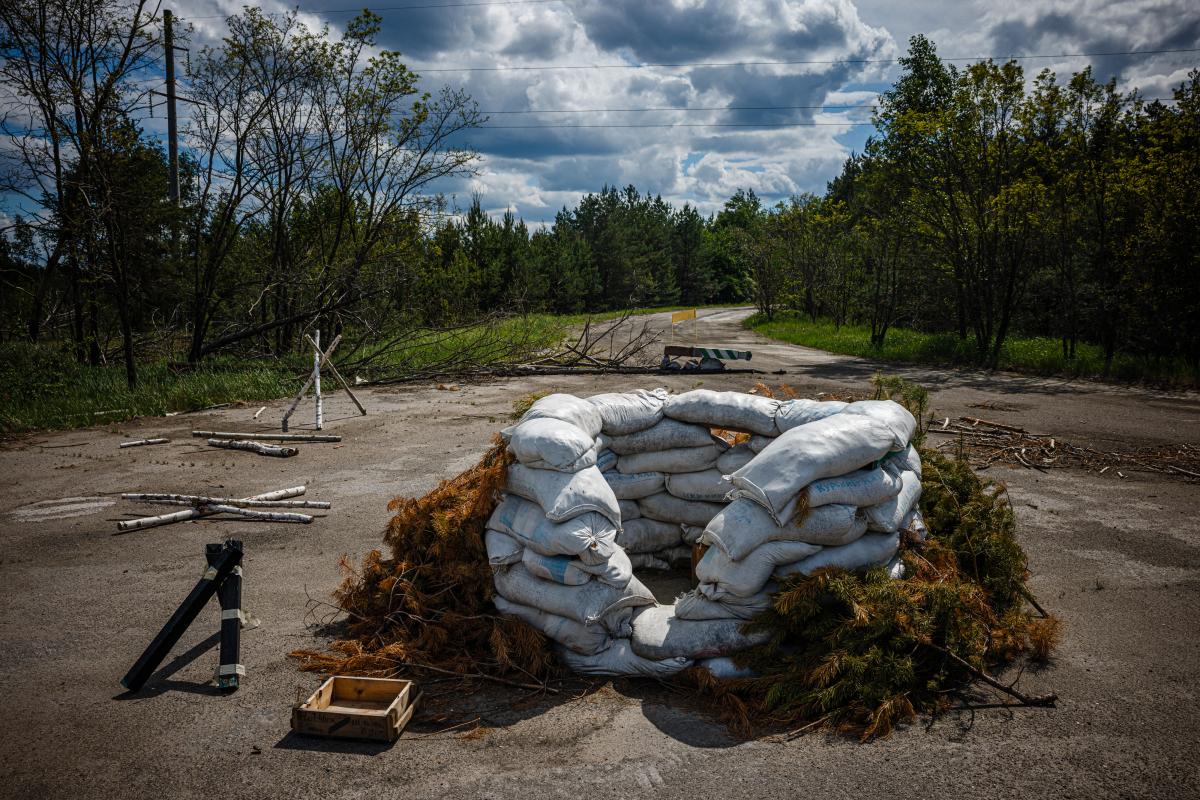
[488,388,925,677]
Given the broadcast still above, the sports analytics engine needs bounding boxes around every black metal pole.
[120,539,243,692]
[164,8,179,205]
[211,544,243,691]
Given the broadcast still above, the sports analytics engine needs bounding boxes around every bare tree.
[0,0,159,356]
[183,10,483,362]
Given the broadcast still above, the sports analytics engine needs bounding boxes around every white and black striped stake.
[208,544,244,691]
[120,540,244,693]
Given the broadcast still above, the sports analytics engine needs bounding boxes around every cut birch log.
[314,329,323,431]
[191,431,341,443]
[281,333,343,432]
[200,503,312,524]
[120,438,170,449]
[122,493,330,509]
[207,438,298,457]
[116,486,306,533]
[253,406,266,419]
[304,333,366,416]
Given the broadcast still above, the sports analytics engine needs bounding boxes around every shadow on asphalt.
[112,630,226,700]
[273,730,396,756]
[791,360,1098,397]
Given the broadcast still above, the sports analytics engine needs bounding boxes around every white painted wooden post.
[313,329,323,430]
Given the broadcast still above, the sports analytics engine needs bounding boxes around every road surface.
[1,307,1197,799]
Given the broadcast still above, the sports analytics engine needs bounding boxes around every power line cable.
[187,0,565,20]
[415,47,1200,73]
[479,96,1178,114]
[478,121,877,129]
[481,103,878,114]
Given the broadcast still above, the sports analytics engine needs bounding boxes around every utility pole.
[164,8,179,205]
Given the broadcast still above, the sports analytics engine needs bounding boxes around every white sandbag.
[630,605,769,660]
[520,548,592,585]
[746,434,775,453]
[903,507,928,541]
[864,469,921,532]
[665,469,734,502]
[716,443,756,473]
[629,553,671,570]
[664,389,780,436]
[616,443,723,475]
[886,555,906,580]
[589,546,635,587]
[804,467,902,510]
[505,464,621,527]
[617,517,683,553]
[618,498,641,519]
[506,417,597,472]
[603,469,665,500]
[841,400,916,451]
[886,443,922,478]
[586,388,669,435]
[702,498,866,559]
[773,398,848,433]
[492,564,654,633]
[775,532,900,580]
[698,656,758,679]
[697,539,823,599]
[638,492,725,528]
[521,446,599,473]
[729,413,896,523]
[487,495,617,564]
[519,393,603,438]
[674,586,774,621]
[608,418,715,455]
[485,529,523,566]
[596,448,618,473]
[556,641,691,677]
[493,596,612,655]
[521,546,633,588]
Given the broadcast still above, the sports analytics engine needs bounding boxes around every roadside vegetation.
[1,2,1196,429]
[747,313,1199,386]
[738,38,1198,387]
[0,307,723,434]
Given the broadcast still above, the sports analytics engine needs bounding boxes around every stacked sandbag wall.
[488,389,928,677]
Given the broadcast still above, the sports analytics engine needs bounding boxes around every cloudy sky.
[16,0,1200,228]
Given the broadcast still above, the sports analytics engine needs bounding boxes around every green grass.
[0,344,301,435]
[746,312,1199,387]
[0,306,733,435]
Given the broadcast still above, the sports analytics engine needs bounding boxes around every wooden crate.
[291,676,418,742]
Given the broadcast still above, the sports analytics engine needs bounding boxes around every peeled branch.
[207,438,298,457]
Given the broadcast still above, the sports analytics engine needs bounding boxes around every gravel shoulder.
[1,307,1197,799]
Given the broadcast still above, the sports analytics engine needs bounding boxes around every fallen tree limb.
[207,438,298,458]
[116,486,307,533]
[961,415,1028,433]
[928,643,1056,707]
[200,503,312,524]
[119,438,170,449]
[361,365,768,385]
[931,418,1199,480]
[191,431,341,442]
[391,660,562,695]
[122,493,330,509]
